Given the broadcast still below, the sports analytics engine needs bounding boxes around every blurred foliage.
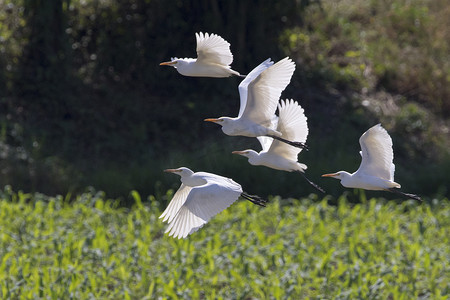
[0,189,448,298]
[0,0,448,199]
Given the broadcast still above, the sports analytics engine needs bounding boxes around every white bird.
[204,57,306,149]
[322,124,421,201]
[159,32,241,77]
[160,167,267,239]
[232,99,324,193]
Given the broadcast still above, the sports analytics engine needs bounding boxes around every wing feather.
[159,184,191,223]
[256,116,278,151]
[241,57,296,124]
[238,58,274,118]
[165,175,242,239]
[196,32,234,66]
[356,124,395,180]
[267,99,308,161]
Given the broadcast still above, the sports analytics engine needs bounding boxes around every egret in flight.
[232,99,324,193]
[160,167,267,239]
[205,57,306,149]
[159,32,241,77]
[322,124,421,201]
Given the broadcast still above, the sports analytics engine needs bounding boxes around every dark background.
[0,0,448,202]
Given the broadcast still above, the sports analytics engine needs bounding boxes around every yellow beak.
[160,61,177,66]
[204,118,221,123]
[232,151,247,155]
[322,173,339,177]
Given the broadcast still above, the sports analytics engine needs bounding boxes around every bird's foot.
[241,192,268,207]
[267,135,309,150]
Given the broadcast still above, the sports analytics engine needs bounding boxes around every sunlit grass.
[0,190,448,299]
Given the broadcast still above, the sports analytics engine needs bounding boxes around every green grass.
[0,189,449,299]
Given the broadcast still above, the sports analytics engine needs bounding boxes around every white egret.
[204,57,306,149]
[232,99,324,193]
[159,32,241,77]
[160,167,267,239]
[322,124,421,201]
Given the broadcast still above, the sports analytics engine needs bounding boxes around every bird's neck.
[246,151,262,165]
[181,173,206,187]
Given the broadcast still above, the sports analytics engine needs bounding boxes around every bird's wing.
[267,99,308,160]
[256,115,278,151]
[240,57,296,124]
[165,176,242,239]
[356,124,395,180]
[238,58,274,118]
[196,32,234,66]
[159,184,192,223]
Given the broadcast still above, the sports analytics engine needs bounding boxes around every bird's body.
[160,32,240,77]
[232,99,307,172]
[335,171,400,190]
[205,57,305,148]
[233,99,325,193]
[160,167,266,239]
[322,124,420,200]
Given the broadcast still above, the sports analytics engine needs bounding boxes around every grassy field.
[0,189,448,299]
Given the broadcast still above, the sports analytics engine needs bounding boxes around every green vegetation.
[0,189,448,298]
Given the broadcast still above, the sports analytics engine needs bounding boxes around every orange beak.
[204,118,221,123]
[160,61,177,66]
[164,169,180,173]
[232,151,247,155]
[322,173,339,178]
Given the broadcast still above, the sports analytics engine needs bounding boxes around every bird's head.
[232,150,258,159]
[322,171,350,181]
[164,167,194,178]
[159,58,179,68]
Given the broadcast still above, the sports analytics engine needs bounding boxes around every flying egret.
[204,57,306,149]
[159,32,241,77]
[322,124,421,201]
[160,167,267,239]
[232,99,325,193]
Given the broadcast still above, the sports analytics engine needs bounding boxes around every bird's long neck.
[246,150,263,166]
[339,171,356,188]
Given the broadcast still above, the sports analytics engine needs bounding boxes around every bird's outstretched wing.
[159,184,191,223]
[267,99,308,161]
[165,176,242,239]
[240,57,296,124]
[238,58,274,118]
[196,32,234,66]
[356,124,395,180]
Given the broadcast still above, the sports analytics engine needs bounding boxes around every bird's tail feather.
[241,192,267,207]
[296,171,326,193]
[388,188,422,201]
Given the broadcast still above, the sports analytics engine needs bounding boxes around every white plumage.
[204,57,304,148]
[322,124,420,200]
[160,167,266,239]
[232,99,308,172]
[159,32,240,77]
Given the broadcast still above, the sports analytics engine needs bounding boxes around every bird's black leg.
[296,171,326,193]
[388,188,422,201]
[267,135,309,150]
[241,192,268,207]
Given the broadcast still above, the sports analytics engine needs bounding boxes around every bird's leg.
[296,171,326,193]
[241,192,268,207]
[388,188,422,201]
[238,74,247,78]
[267,135,309,150]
